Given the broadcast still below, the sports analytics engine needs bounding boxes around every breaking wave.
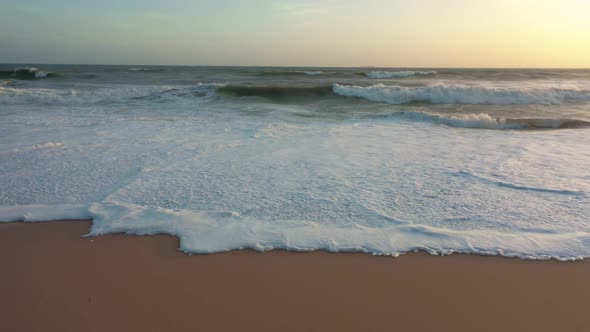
[333,83,590,105]
[365,71,437,79]
[385,111,590,130]
[254,70,326,76]
[0,67,60,80]
[0,84,221,105]
[4,81,590,109]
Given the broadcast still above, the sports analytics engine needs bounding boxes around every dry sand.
[1,220,590,332]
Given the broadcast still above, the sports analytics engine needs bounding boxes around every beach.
[3,1,590,331]
[2,220,590,332]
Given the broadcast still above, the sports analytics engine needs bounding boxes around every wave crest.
[0,84,221,105]
[333,83,590,105]
[365,71,437,79]
[254,70,326,76]
[388,111,590,130]
[0,67,59,80]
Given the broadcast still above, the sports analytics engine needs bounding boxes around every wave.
[302,71,324,75]
[333,83,590,105]
[0,84,221,105]
[0,67,60,80]
[1,79,19,86]
[2,202,590,261]
[254,70,326,76]
[386,111,590,130]
[365,71,437,79]
[5,82,590,109]
[217,85,334,100]
[76,74,98,79]
[128,67,151,72]
[0,84,333,105]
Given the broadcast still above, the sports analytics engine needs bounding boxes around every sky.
[1,0,589,67]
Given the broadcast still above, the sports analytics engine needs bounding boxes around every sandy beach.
[1,220,589,332]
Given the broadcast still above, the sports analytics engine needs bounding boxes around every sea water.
[1,65,589,260]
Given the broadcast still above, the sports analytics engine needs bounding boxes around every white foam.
[365,71,436,79]
[12,67,49,78]
[14,142,65,152]
[15,67,39,73]
[0,204,90,222]
[333,83,590,105]
[303,71,323,75]
[0,202,583,260]
[34,71,48,78]
[0,199,588,260]
[390,111,590,130]
[0,84,220,105]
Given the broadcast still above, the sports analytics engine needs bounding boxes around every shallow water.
[1,65,589,260]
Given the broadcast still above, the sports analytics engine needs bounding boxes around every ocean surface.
[1,65,589,260]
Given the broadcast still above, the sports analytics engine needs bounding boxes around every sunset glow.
[1,0,589,67]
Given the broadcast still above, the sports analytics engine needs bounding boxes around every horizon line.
[1,62,589,70]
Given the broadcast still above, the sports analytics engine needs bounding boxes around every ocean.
[1,65,589,260]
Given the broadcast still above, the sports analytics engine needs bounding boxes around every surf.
[217,84,334,101]
[0,67,60,80]
[333,83,590,105]
[383,111,590,130]
[364,71,437,79]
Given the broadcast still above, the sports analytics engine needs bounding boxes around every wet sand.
[1,220,590,332]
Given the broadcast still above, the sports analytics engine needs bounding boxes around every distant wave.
[302,71,324,75]
[333,83,590,105]
[365,71,437,79]
[0,84,221,105]
[387,111,590,130]
[128,67,151,72]
[217,84,333,100]
[76,74,98,79]
[254,70,326,76]
[0,67,60,80]
[5,82,590,110]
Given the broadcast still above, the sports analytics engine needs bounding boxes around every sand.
[1,220,590,332]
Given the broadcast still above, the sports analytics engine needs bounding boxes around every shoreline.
[2,220,590,332]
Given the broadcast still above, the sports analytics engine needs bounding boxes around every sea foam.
[388,111,590,130]
[0,204,90,222]
[0,84,221,105]
[1,202,588,260]
[333,83,590,105]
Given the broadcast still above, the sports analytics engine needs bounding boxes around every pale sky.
[1,0,589,67]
